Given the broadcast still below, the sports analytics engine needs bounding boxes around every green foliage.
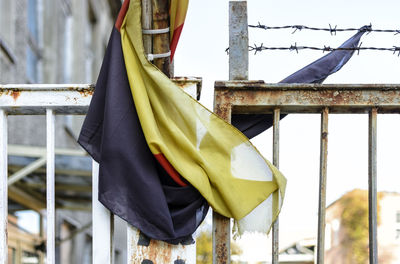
[196,231,212,264]
[339,189,382,264]
[196,231,243,264]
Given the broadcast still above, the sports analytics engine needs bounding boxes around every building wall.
[325,191,400,264]
[1,0,114,149]
[1,0,126,263]
[377,193,400,263]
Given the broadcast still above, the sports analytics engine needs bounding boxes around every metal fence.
[1,82,399,263]
[214,81,400,264]
[0,80,200,264]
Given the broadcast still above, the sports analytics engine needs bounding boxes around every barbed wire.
[225,43,400,56]
[248,23,400,35]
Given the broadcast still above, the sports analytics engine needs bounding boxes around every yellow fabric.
[120,0,286,228]
[169,0,189,41]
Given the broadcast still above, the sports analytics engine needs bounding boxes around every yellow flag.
[120,0,286,235]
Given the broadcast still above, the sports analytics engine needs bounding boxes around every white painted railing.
[0,79,200,264]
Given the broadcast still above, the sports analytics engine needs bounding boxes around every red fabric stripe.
[170,24,184,62]
[154,153,188,187]
[115,0,130,31]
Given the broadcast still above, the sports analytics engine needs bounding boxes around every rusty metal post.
[152,0,170,76]
[317,107,329,264]
[212,92,232,264]
[212,2,249,264]
[368,108,378,264]
[272,109,280,264]
[229,1,248,80]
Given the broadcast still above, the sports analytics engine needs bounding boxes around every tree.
[196,231,212,264]
[339,189,382,264]
[196,230,242,264]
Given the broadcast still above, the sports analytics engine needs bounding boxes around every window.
[26,0,40,83]
[396,229,400,240]
[27,0,38,42]
[26,46,38,83]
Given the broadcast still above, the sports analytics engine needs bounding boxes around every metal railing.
[2,82,399,263]
[214,81,400,264]
[0,79,201,264]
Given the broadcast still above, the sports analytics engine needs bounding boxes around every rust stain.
[175,82,186,89]
[10,90,21,101]
[216,242,228,263]
[77,89,94,97]
[140,239,172,263]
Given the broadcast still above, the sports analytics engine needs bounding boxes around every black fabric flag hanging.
[232,27,367,139]
[78,1,209,244]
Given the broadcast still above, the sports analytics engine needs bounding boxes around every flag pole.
[152,0,171,77]
[126,1,196,263]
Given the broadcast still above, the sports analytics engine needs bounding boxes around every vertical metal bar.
[212,212,231,264]
[317,107,329,264]
[110,213,115,264]
[212,2,249,263]
[0,110,8,264]
[212,103,232,264]
[39,214,45,264]
[92,160,114,264]
[368,108,378,264]
[46,109,55,264]
[229,0,248,81]
[272,109,280,264]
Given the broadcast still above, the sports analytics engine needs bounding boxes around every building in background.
[325,189,400,264]
[279,238,315,264]
[0,0,126,263]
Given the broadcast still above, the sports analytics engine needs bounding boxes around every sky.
[174,0,400,262]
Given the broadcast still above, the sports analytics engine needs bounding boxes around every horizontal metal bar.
[8,144,87,157]
[215,82,400,114]
[0,84,94,91]
[8,165,91,178]
[8,185,46,211]
[0,79,202,114]
[20,182,91,192]
[8,156,47,186]
[215,81,400,91]
[0,85,93,115]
